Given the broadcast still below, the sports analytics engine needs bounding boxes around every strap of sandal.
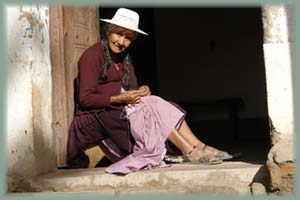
[186,145,196,157]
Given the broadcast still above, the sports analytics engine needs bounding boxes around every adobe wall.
[6,6,56,192]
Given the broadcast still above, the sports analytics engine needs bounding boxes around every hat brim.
[100,19,148,35]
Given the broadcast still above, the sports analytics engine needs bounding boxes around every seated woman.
[66,8,232,173]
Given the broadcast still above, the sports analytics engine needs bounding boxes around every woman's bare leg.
[167,129,192,155]
[177,120,205,146]
[167,129,217,161]
[177,120,220,155]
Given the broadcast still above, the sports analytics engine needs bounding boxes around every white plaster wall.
[263,43,294,140]
[6,6,56,191]
[262,5,294,143]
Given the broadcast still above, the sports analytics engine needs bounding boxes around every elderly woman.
[67,8,232,173]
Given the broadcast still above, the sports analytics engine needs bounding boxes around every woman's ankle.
[196,142,206,149]
[185,145,209,161]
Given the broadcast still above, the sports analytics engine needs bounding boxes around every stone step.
[20,161,268,194]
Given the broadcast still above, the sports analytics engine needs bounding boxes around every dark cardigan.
[75,41,139,115]
[67,41,139,168]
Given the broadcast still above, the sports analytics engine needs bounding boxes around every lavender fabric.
[105,95,185,174]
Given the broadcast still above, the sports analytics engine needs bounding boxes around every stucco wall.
[6,6,56,191]
[262,5,294,144]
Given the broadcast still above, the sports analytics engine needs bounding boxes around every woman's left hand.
[138,85,151,96]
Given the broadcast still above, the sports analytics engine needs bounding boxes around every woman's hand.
[110,90,141,105]
[138,85,151,96]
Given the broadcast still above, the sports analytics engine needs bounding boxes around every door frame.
[49,6,100,167]
[49,6,69,167]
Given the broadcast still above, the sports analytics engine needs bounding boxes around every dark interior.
[98,7,271,166]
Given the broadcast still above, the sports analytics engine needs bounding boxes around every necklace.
[113,63,119,71]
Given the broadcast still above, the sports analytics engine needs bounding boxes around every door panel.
[64,7,100,127]
[50,6,100,166]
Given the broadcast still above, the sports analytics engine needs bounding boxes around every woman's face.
[107,27,136,54]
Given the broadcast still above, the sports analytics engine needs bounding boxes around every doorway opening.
[99,7,270,165]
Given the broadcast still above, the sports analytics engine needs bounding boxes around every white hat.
[100,8,148,35]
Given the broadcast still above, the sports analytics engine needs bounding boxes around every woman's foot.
[183,145,222,165]
[196,143,233,160]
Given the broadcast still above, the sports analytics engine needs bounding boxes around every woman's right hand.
[110,90,141,105]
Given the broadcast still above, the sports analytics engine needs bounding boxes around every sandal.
[183,146,223,165]
[201,144,241,160]
[217,150,234,160]
[202,145,233,160]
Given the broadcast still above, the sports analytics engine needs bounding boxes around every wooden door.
[50,6,100,167]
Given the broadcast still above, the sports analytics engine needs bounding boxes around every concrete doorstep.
[20,162,268,195]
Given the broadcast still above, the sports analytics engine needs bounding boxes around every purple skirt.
[105,95,185,174]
